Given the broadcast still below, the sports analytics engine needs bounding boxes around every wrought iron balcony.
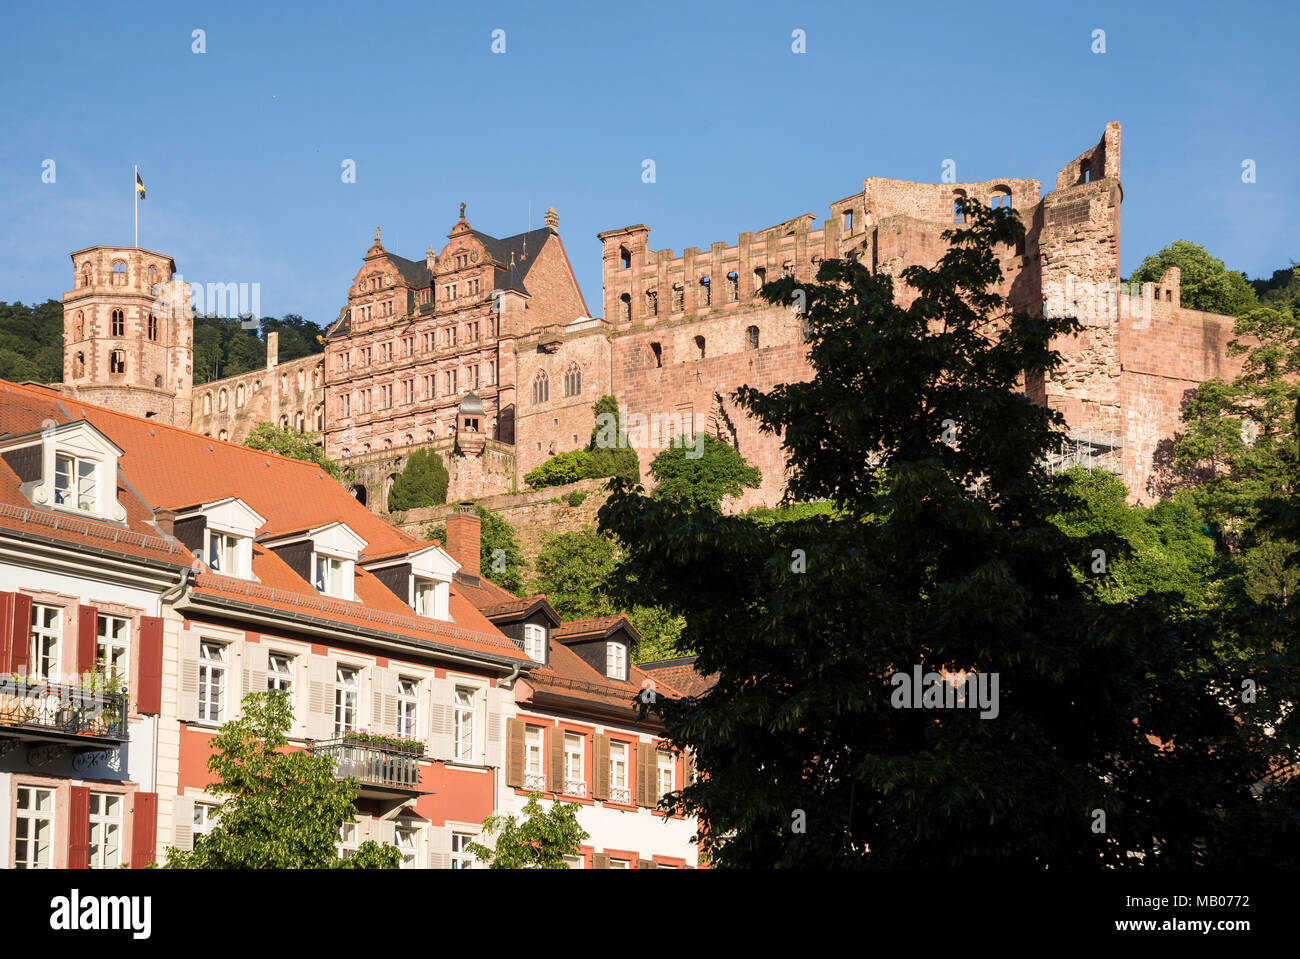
[311,738,421,791]
[561,779,587,797]
[0,678,128,744]
[608,786,632,805]
[522,773,547,791]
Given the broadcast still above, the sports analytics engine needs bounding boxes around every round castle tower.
[62,246,194,425]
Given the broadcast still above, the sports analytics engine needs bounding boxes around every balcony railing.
[0,679,128,742]
[608,786,632,805]
[561,779,587,798]
[522,773,547,791]
[311,738,421,789]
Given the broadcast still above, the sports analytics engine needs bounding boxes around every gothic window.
[279,415,288,428]
[219,430,228,441]
[649,342,662,368]
[147,314,158,341]
[111,310,125,337]
[154,375,162,387]
[645,290,658,316]
[219,389,228,411]
[619,293,631,322]
[695,335,706,360]
[111,261,127,286]
[236,385,245,407]
[726,272,738,302]
[532,370,549,405]
[295,411,305,431]
[147,264,157,287]
[81,263,92,287]
[109,350,126,374]
[315,407,325,430]
[564,363,581,398]
[991,187,1012,210]
[203,393,212,415]
[746,326,759,350]
[619,246,631,270]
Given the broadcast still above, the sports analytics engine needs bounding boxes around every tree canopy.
[1130,240,1258,317]
[194,314,325,385]
[599,198,1300,867]
[648,433,761,512]
[243,422,342,479]
[426,503,527,594]
[388,447,450,512]
[466,792,588,868]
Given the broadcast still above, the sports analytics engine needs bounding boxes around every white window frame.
[14,785,55,869]
[605,640,626,681]
[315,553,347,598]
[523,623,546,663]
[193,801,220,840]
[267,652,294,714]
[96,614,130,684]
[524,725,544,788]
[206,529,243,577]
[397,678,419,738]
[88,792,123,869]
[453,687,475,762]
[608,858,630,869]
[657,749,675,797]
[609,740,629,804]
[29,604,61,681]
[563,854,583,869]
[395,825,418,869]
[54,452,99,514]
[334,665,360,735]
[450,831,475,869]
[198,641,228,722]
[338,822,358,860]
[563,732,585,796]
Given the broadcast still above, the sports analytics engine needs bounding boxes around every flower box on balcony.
[340,731,425,754]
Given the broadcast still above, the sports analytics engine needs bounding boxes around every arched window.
[297,370,305,391]
[219,389,228,411]
[404,434,413,446]
[219,430,229,441]
[74,352,85,377]
[280,373,287,394]
[746,326,759,350]
[236,385,245,407]
[278,415,288,428]
[111,261,127,286]
[111,309,125,337]
[645,290,658,316]
[532,370,549,405]
[315,406,325,430]
[649,341,662,368]
[147,314,158,341]
[147,265,157,290]
[953,189,967,223]
[74,312,84,340]
[1081,160,1091,184]
[695,335,706,359]
[753,267,766,296]
[294,411,305,431]
[699,276,711,307]
[109,350,126,374]
[619,293,631,322]
[619,246,631,270]
[203,393,212,415]
[991,186,1012,210]
[154,375,162,387]
[81,263,92,287]
[564,363,581,397]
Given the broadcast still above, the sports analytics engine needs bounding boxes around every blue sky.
[1,0,1296,326]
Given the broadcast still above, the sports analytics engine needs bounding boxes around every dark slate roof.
[472,227,554,296]
[387,253,433,289]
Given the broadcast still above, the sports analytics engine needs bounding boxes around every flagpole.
[134,164,138,248]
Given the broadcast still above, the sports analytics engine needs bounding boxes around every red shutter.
[77,605,99,676]
[130,792,158,868]
[0,593,14,673]
[136,616,164,714]
[68,785,90,868]
[9,592,31,674]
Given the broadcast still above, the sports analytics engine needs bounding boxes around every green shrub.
[525,450,594,488]
[388,448,450,511]
[566,490,588,507]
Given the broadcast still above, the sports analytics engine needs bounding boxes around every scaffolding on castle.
[1045,428,1124,476]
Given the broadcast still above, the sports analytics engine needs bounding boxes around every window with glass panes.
[605,640,626,680]
[88,792,122,868]
[198,641,227,722]
[564,732,584,793]
[609,741,628,801]
[29,604,60,680]
[54,453,97,512]
[657,749,675,796]
[207,531,239,575]
[267,653,294,694]
[524,725,545,789]
[338,822,358,859]
[314,554,345,596]
[96,614,129,683]
[193,802,219,839]
[523,623,546,662]
[395,825,418,868]
[14,786,54,868]
[334,666,359,734]
[397,678,419,738]
[451,832,475,869]
[453,687,475,761]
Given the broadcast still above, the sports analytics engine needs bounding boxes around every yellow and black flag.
[136,171,146,200]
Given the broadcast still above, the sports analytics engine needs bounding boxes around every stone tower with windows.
[62,246,194,426]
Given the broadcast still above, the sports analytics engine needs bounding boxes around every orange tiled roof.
[641,657,717,697]
[553,614,641,643]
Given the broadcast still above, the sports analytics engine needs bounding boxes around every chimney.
[267,330,279,370]
[153,508,177,539]
[445,503,481,579]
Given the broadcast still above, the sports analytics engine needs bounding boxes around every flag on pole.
[136,171,146,200]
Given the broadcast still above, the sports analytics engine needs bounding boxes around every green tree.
[1130,240,1258,317]
[588,394,640,484]
[163,691,400,869]
[466,792,588,868]
[426,504,526,594]
[0,300,64,382]
[599,198,1300,867]
[388,447,450,511]
[525,450,594,488]
[648,434,761,512]
[243,421,343,479]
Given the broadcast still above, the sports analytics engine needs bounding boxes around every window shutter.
[130,792,158,868]
[593,853,610,869]
[428,677,454,759]
[593,734,610,801]
[429,825,451,869]
[178,630,200,721]
[369,666,388,729]
[0,593,17,673]
[384,692,397,731]
[77,605,98,676]
[9,592,31,673]
[505,718,525,787]
[637,858,655,869]
[636,742,653,807]
[548,726,564,791]
[172,796,194,852]
[68,785,90,868]
[307,654,334,740]
[244,643,267,698]
[372,819,396,847]
[136,616,164,715]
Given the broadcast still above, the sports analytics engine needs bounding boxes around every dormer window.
[315,554,348,596]
[174,497,264,581]
[207,531,242,576]
[413,577,450,620]
[524,623,547,663]
[54,453,98,512]
[605,640,627,681]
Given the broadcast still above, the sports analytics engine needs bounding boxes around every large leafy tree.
[648,433,760,512]
[0,299,64,382]
[243,421,342,478]
[163,691,400,869]
[388,447,450,511]
[600,199,1300,867]
[467,792,588,868]
[193,314,325,385]
[1130,240,1258,317]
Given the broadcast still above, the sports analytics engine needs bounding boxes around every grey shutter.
[429,825,452,869]
[369,666,388,728]
[372,819,396,847]
[178,631,200,721]
[247,644,268,698]
[307,654,334,740]
[428,677,454,760]
[172,795,194,852]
